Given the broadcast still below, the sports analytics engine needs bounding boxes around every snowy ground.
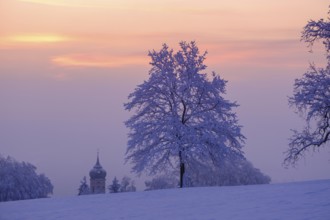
[1,179,330,220]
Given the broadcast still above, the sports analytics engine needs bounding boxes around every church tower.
[89,152,107,194]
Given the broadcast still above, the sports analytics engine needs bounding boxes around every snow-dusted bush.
[0,155,53,202]
[185,155,271,187]
[145,175,178,191]
[108,176,137,193]
[120,176,136,192]
[145,154,270,190]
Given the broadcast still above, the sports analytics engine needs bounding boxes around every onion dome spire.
[89,150,107,179]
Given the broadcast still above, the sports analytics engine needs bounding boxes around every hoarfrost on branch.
[285,7,330,165]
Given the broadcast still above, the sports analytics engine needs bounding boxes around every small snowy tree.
[0,155,53,202]
[285,6,330,165]
[78,176,90,195]
[120,176,136,192]
[108,177,120,193]
[124,41,245,188]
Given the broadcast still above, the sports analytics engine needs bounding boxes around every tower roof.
[89,152,107,179]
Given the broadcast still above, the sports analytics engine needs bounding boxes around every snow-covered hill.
[1,179,329,220]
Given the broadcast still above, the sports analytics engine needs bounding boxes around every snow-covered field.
[1,179,329,220]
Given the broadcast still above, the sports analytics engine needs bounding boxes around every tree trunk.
[179,151,185,188]
[180,162,185,188]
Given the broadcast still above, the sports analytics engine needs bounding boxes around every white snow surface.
[1,179,330,220]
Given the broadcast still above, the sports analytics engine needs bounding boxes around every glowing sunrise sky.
[0,0,329,196]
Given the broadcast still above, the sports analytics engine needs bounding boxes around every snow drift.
[1,179,329,220]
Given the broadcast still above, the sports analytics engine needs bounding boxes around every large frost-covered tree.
[0,155,53,202]
[285,7,330,165]
[125,41,245,187]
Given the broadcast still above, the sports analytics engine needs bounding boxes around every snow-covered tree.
[120,176,136,192]
[0,155,53,202]
[78,176,90,196]
[108,177,120,193]
[124,41,245,187]
[285,6,330,165]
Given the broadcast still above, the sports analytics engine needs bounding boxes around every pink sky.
[0,0,329,195]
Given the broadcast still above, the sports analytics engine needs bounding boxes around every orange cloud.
[16,0,237,14]
[7,34,71,43]
[0,34,72,49]
[52,53,148,68]
[18,0,89,7]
